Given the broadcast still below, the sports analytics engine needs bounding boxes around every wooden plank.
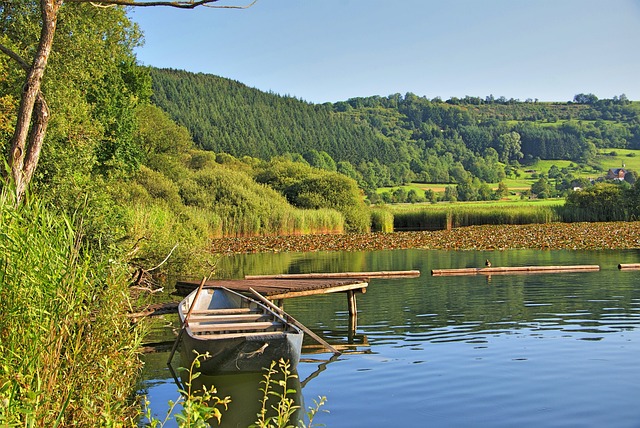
[431,265,600,276]
[190,308,258,315]
[194,331,288,340]
[186,314,268,323]
[265,281,368,300]
[245,270,420,280]
[347,290,357,317]
[175,278,369,297]
[618,263,640,270]
[188,321,283,333]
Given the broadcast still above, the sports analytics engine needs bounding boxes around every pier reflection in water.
[139,248,640,427]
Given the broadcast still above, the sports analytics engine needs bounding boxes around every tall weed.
[0,191,142,426]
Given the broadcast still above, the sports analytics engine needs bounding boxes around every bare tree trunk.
[9,0,61,202]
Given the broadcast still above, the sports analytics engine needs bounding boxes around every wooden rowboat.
[178,286,304,374]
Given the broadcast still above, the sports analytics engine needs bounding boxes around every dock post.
[347,290,358,338]
[347,290,357,317]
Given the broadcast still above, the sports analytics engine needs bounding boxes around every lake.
[138,248,640,427]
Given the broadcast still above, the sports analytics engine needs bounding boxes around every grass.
[0,191,143,426]
[597,148,640,171]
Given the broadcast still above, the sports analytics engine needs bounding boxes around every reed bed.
[555,203,630,223]
[370,207,394,233]
[392,205,561,230]
[216,207,344,238]
[0,193,142,426]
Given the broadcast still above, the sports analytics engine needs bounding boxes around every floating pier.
[431,265,600,276]
[244,270,420,280]
[618,263,640,270]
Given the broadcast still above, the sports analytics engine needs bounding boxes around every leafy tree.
[443,185,458,202]
[573,93,599,104]
[406,189,422,203]
[255,159,370,232]
[0,0,255,202]
[624,170,638,185]
[531,177,551,199]
[497,131,523,163]
[337,160,362,183]
[392,187,408,203]
[424,189,437,203]
[565,182,626,220]
[494,181,509,199]
[548,165,561,179]
[456,178,478,201]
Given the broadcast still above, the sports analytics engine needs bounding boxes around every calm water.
[139,249,640,427]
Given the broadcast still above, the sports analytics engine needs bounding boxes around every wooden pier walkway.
[131,270,420,323]
[175,277,369,302]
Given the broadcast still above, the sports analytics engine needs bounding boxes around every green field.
[378,149,640,201]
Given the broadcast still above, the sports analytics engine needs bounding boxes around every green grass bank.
[0,193,144,426]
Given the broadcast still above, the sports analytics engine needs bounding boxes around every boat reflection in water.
[181,362,303,428]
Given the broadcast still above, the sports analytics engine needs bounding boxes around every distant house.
[607,168,627,181]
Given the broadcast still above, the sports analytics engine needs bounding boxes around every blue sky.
[129,0,640,104]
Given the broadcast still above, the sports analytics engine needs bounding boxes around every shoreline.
[210,222,640,254]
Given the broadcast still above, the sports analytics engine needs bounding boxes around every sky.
[129,0,640,104]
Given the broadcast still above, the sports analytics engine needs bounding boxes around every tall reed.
[393,205,560,230]
[0,192,142,426]
[370,207,394,233]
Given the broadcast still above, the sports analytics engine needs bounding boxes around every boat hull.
[181,331,303,374]
[178,286,304,374]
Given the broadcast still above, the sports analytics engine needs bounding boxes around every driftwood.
[127,302,179,323]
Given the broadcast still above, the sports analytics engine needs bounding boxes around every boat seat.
[195,331,289,340]
[187,313,271,323]
[190,308,260,315]
[188,321,284,333]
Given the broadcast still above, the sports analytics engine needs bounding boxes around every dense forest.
[150,68,640,195]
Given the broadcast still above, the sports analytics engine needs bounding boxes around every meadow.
[378,149,640,201]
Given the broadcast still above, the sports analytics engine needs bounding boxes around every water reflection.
[186,369,302,428]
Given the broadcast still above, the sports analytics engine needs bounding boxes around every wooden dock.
[431,265,600,276]
[131,270,419,324]
[175,277,370,317]
[176,277,368,299]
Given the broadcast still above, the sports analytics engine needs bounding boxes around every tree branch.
[77,0,258,9]
[0,43,30,71]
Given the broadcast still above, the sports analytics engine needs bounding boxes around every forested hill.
[150,68,394,164]
[150,67,640,190]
